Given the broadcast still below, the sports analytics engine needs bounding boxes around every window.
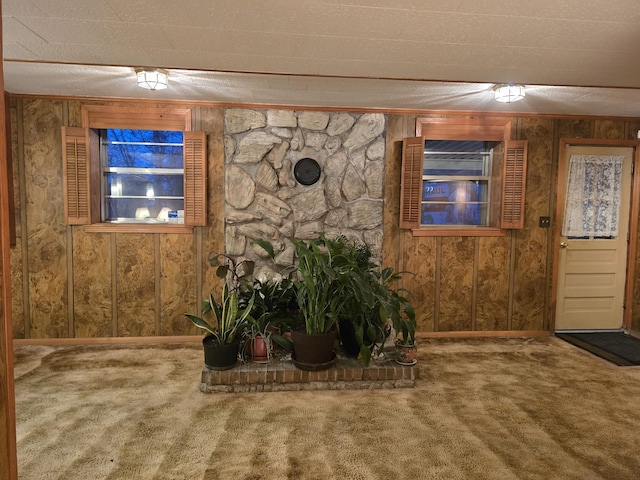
[101,129,185,223]
[400,118,527,235]
[62,106,207,232]
[421,140,496,226]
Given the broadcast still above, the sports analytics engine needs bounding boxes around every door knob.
[560,242,568,248]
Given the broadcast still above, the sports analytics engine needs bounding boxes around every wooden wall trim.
[3,94,15,247]
[417,330,550,339]
[625,146,640,332]
[81,105,192,131]
[8,92,640,122]
[0,3,19,473]
[13,335,202,346]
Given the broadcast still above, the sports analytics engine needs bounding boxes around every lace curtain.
[562,155,624,237]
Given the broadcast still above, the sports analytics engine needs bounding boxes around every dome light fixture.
[493,83,525,103]
[136,68,168,91]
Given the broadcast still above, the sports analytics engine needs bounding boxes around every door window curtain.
[562,155,624,237]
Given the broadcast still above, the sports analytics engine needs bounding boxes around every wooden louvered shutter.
[501,140,528,229]
[62,127,94,224]
[183,131,207,226]
[400,137,423,229]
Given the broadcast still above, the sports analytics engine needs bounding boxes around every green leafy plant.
[324,235,415,364]
[251,235,416,360]
[238,275,298,353]
[291,236,370,335]
[377,267,416,346]
[185,282,255,345]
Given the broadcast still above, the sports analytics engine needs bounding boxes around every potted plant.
[376,267,417,365]
[252,236,356,370]
[322,235,417,366]
[185,252,255,370]
[326,237,391,365]
[239,276,298,363]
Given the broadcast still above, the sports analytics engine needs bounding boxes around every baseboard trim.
[13,335,202,346]
[13,330,551,346]
[417,330,550,339]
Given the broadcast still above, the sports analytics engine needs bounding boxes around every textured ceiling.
[4,0,640,117]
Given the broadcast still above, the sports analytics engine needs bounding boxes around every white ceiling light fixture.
[493,83,525,103]
[136,68,168,91]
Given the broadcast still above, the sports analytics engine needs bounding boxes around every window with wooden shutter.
[400,118,527,236]
[501,140,528,229]
[62,107,207,233]
[62,127,98,225]
[400,137,423,229]
[183,131,207,226]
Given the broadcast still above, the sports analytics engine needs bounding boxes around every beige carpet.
[13,337,640,480]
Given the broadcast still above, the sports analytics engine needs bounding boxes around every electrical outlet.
[539,216,551,228]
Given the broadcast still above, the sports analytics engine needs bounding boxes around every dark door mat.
[556,332,640,366]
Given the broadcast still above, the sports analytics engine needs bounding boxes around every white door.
[555,145,633,331]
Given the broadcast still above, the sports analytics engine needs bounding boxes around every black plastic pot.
[203,337,240,370]
[291,329,337,370]
[338,318,360,358]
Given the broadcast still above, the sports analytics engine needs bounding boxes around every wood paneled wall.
[7,97,640,339]
[384,113,640,334]
[8,98,224,339]
[1,5,18,471]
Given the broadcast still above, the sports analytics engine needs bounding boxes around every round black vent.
[294,158,321,185]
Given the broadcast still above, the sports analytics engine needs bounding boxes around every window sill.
[411,227,507,237]
[84,224,194,234]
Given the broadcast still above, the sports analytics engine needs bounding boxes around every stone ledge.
[200,354,419,393]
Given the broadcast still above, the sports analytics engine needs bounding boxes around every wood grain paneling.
[9,98,640,340]
[439,237,474,331]
[476,236,510,330]
[116,234,156,336]
[72,229,113,337]
[8,102,23,338]
[382,115,404,272]
[1,18,18,470]
[402,232,436,332]
[23,99,68,338]
[509,118,554,330]
[160,234,197,336]
[594,120,626,139]
[9,242,23,339]
[200,107,225,306]
[557,119,592,139]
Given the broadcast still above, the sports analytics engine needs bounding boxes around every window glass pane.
[105,130,183,168]
[421,138,493,227]
[421,180,488,226]
[423,140,491,176]
[107,173,184,198]
[101,129,184,223]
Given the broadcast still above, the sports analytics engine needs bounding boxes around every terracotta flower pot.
[395,340,417,365]
[245,335,273,363]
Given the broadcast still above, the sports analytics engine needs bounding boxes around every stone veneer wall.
[224,109,386,278]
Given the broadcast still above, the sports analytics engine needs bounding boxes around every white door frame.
[551,138,640,332]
